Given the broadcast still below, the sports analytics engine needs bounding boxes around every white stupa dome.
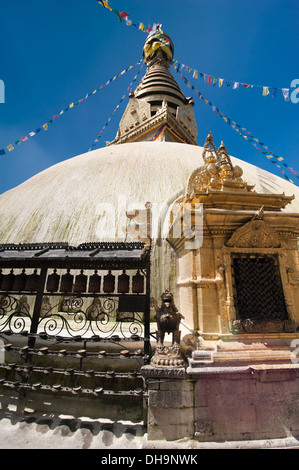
[0,141,298,246]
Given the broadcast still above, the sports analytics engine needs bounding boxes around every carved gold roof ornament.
[186,132,255,197]
[226,214,281,248]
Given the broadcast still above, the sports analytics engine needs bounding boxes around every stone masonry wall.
[144,366,299,443]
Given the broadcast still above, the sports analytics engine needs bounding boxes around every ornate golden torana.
[168,131,299,338]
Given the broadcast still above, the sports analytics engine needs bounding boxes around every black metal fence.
[0,242,151,416]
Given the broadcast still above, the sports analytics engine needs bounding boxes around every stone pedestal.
[150,344,185,367]
[141,365,193,441]
[142,340,299,446]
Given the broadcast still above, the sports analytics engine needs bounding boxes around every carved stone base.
[151,345,186,368]
[141,364,186,379]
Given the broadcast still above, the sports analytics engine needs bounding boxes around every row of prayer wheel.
[0,268,145,294]
[0,269,39,292]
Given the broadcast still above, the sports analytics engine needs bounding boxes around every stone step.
[189,346,294,367]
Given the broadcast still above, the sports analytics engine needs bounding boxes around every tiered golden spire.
[186,132,254,195]
[109,28,198,145]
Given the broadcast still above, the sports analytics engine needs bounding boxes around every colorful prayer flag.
[111,8,122,22]
[138,22,145,32]
[102,1,112,10]
[151,23,158,34]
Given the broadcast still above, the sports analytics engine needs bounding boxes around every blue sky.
[0,0,298,194]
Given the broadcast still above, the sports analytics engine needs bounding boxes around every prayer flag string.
[93,1,297,101]
[0,60,142,157]
[172,60,297,102]
[88,62,144,150]
[175,69,299,186]
[94,0,157,34]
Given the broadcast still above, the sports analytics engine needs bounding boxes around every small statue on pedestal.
[151,290,185,367]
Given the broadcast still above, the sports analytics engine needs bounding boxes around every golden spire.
[110,29,198,145]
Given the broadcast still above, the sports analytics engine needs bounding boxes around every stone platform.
[141,334,299,446]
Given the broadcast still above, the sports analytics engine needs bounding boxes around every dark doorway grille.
[232,254,288,329]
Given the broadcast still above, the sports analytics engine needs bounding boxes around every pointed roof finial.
[204,131,214,148]
[142,27,174,68]
[218,140,227,152]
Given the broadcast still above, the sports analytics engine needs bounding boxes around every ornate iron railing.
[0,241,150,343]
[0,242,151,415]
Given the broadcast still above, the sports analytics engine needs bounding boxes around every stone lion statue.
[155,290,184,350]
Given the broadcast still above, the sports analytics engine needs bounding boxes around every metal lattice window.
[232,254,288,324]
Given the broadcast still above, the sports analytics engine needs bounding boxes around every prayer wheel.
[103,270,115,293]
[74,270,87,293]
[25,269,39,291]
[132,269,144,294]
[88,270,101,293]
[13,269,27,292]
[117,270,130,294]
[1,269,15,291]
[46,269,60,293]
[60,269,74,293]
